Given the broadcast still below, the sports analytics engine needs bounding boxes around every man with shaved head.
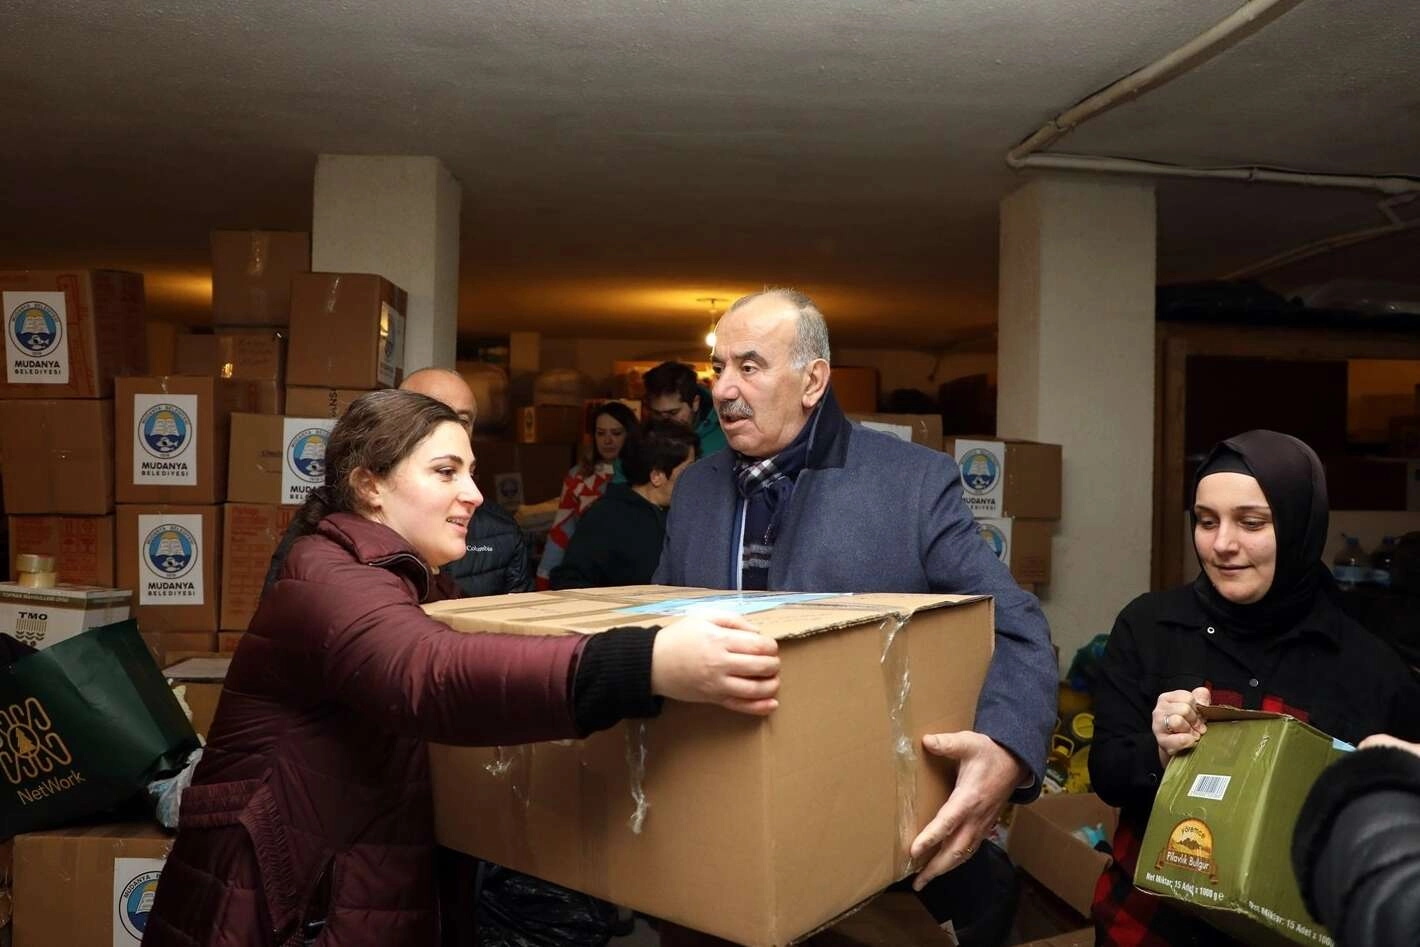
[655,289,1056,939]
[264,368,531,597]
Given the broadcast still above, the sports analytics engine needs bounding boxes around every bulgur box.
[424,586,996,947]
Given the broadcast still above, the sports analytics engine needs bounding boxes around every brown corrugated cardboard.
[473,441,575,509]
[830,367,879,414]
[218,631,243,653]
[163,657,229,739]
[975,517,1055,585]
[0,399,115,514]
[115,376,256,504]
[7,515,117,586]
[140,631,219,667]
[1008,792,1118,918]
[944,438,1063,520]
[225,413,286,505]
[849,413,944,449]
[1013,930,1095,947]
[286,273,407,389]
[12,822,172,946]
[282,385,372,418]
[117,505,222,633]
[515,404,584,444]
[173,329,286,381]
[1135,707,1348,946]
[1,270,146,399]
[799,892,953,945]
[220,503,296,630]
[426,586,995,947]
[209,230,310,326]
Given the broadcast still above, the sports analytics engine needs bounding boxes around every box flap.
[425,587,988,641]
[162,656,231,682]
[1200,704,1350,747]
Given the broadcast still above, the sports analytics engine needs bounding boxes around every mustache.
[718,400,754,422]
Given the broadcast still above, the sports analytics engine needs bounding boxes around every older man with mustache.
[654,289,1056,944]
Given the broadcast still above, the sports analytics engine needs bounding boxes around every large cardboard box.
[0,583,131,650]
[209,229,310,326]
[1,270,145,399]
[1135,707,1347,946]
[8,515,117,586]
[473,441,575,509]
[227,414,334,507]
[282,385,372,418]
[515,404,584,444]
[944,438,1063,520]
[220,503,297,630]
[116,505,222,633]
[0,399,115,514]
[975,517,1054,585]
[174,329,286,414]
[1008,792,1118,918]
[286,273,407,389]
[12,823,172,946]
[849,413,944,450]
[115,376,256,504]
[425,586,995,947]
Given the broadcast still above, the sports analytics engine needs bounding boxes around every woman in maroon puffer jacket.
[142,389,780,947]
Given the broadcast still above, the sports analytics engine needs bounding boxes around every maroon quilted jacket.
[142,513,590,947]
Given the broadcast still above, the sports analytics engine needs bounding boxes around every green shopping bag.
[0,619,199,838]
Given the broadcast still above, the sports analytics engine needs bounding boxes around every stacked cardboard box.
[944,436,1062,586]
[1,271,145,627]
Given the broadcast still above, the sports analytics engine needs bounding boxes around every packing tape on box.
[15,554,56,573]
[17,571,58,588]
[879,612,917,875]
[484,744,533,809]
[324,275,342,383]
[246,231,269,277]
[625,720,650,834]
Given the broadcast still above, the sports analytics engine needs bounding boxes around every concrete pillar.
[312,155,461,372]
[997,176,1157,667]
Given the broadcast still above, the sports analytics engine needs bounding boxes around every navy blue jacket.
[653,387,1056,791]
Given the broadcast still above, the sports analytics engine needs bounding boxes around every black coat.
[550,483,665,589]
[1293,746,1420,947]
[443,502,533,597]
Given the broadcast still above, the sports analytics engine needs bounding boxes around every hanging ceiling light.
[697,296,723,349]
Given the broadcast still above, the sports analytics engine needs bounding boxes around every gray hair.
[727,287,831,369]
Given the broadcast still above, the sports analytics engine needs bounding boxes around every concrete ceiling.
[3,0,1417,347]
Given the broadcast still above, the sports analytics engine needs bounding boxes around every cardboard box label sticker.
[976,517,1011,563]
[113,856,165,945]
[377,302,404,388]
[132,393,200,486]
[137,514,206,606]
[4,290,70,384]
[955,439,1004,517]
[281,417,334,505]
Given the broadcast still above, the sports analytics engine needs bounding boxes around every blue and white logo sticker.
[133,393,199,485]
[281,417,335,504]
[114,857,167,944]
[138,514,205,605]
[4,290,70,384]
[977,521,1009,562]
[954,439,1006,517]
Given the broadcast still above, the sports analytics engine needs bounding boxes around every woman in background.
[536,401,641,589]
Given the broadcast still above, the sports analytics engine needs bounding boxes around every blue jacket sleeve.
[918,455,1057,800]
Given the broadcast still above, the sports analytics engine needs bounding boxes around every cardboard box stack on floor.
[1,271,145,643]
[944,436,1062,587]
[425,586,996,947]
[12,822,173,946]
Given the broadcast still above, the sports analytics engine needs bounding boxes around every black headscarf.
[1191,430,1332,634]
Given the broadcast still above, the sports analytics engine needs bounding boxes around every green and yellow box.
[1134,707,1350,946]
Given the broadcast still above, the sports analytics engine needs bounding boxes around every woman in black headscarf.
[1088,430,1420,946]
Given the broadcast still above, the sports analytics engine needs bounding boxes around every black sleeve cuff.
[571,625,664,735]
